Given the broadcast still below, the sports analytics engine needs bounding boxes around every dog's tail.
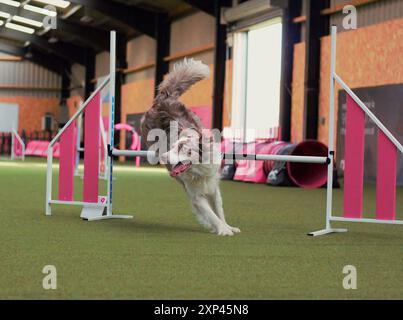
[156,58,210,101]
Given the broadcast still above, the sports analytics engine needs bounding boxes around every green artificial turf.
[0,159,402,299]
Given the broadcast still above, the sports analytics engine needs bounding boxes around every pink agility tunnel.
[286,140,328,188]
[115,123,140,151]
[114,123,141,167]
[228,139,329,188]
[261,140,328,188]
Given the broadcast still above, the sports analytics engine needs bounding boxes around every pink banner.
[83,92,101,203]
[58,122,76,201]
[343,95,365,218]
[376,129,397,220]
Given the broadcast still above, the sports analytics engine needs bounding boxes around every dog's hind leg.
[211,188,241,234]
[191,195,234,236]
[190,202,214,232]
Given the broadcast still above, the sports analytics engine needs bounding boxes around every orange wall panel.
[121,78,155,116]
[0,96,59,134]
[318,18,403,147]
[223,59,233,128]
[291,42,305,143]
[120,78,155,150]
[179,64,214,108]
[66,95,82,118]
[292,18,403,150]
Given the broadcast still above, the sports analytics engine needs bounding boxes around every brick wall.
[0,96,60,134]
[66,95,83,118]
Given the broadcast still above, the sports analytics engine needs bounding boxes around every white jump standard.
[308,26,403,235]
[45,31,132,221]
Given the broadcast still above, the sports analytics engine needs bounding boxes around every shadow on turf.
[101,219,208,235]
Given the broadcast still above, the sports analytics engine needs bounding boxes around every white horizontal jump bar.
[112,149,156,157]
[49,200,107,207]
[227,154,328,164]
[330,216,403,225]
[112,149,328,164]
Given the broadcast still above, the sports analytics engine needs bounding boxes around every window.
[43,113,54,131]
[229,18,283,141]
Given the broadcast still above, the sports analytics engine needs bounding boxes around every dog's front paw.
[216,224,234,236]
[228,226,241,234]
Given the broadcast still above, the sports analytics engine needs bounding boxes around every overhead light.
[12,16,43,28]
[0,11,11,18]
[5,22,35,34]
[0,0,21,7]
[34,0,71,9]
[0,20,3,26]
[23,4,57,17]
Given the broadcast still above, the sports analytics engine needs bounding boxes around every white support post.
[100,30,132,221]
[112,149,157,158]
[106,30,116,218]
[308,26,347,236]
[45,146,53,216]
[74,113,82,177]
[10,122,15,160]
[99,117,108,180]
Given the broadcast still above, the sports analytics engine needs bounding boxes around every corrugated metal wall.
[0,58,61,98]
[300,0,403,40]
[330,0,403,30]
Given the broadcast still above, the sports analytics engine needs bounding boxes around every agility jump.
[45,27,402,234]
[11,126,25,161]
[0,123,25,161]
[45,31,132,221]
[309,26,403,236]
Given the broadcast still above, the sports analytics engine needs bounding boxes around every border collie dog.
[141,59,240,236]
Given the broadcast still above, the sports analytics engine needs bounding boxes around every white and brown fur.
[141,59,240,236]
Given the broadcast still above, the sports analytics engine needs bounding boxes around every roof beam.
[0,28,86,64]
[211,0,228,130]
[154,13,170,96]
[29,47,71,74]
[0,41,69,74]
[303,0,330,140]
[0,41,25,56]
[55,19,110,51]
[69,0,156,37]
[0,4,107,51]
[279,0,302,141]
[183,0,214,15]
